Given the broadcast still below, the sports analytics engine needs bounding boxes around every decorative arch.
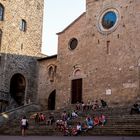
[73,68,81,77]
[48,90,56,110]
[0,3,4,21]
[10,73,26,106]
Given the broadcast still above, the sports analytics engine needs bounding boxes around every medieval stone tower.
[0,0,44,112]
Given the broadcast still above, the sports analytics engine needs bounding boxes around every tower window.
[0,30,2,51]
[0,30,2,65]
[0,4,4,21]
[20,19,27,32]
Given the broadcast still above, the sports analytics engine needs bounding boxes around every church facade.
[0,0,139,112]
[38,0,140,110]
[0,0,44,112]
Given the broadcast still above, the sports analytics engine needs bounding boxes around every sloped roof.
[37,54,57,61]
[56,12,86,35]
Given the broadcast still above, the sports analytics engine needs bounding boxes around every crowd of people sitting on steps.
[25,99,108,136]
[55,110,107,136]
[75,99,108,111]
[18,99,140,136]
[33,112,55,125]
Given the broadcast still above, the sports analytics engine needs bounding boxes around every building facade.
[38,0,140,110]
[0,0,44,112]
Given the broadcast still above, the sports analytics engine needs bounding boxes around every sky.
[42,0,86,56]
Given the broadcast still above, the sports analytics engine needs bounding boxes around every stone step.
[1,106,140,136]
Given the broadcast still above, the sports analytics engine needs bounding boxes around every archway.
[48,90,56,110]
[10,73,26,106]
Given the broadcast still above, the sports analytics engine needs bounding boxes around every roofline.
[37,54,57,61]
[56,12,86,35]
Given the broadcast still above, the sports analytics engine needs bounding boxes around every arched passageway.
[48,90,56,110]
[10,73,26,106]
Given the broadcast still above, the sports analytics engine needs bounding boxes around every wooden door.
[71,79,82,104]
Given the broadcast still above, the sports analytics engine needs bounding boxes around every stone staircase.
[0,106,140,136]
[79,107,140,136]
[81,114,140,136]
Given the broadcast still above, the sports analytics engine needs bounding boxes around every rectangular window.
[0,54,1,65]
[0,30,2,52]
[0,4,4,21]
[20,19,27,32]
[107,41,110,54]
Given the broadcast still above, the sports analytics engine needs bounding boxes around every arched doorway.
[10,73,26,106]
[48,90,56,110]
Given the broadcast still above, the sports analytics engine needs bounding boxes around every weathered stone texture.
[0,0,44,110]
[38,0,140,109]
[37,56,57,109]
[0,0,44,56]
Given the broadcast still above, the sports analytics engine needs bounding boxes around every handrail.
[0,103,37,114]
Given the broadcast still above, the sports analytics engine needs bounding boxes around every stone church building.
[0,0,140,112]
[38,0,140,110]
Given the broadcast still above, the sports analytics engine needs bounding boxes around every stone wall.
[56,13,86,108]
[0,0,44,56]
[85,0,140,106]
[37,56,57,109]
[37,0,140,110]
[0,0,44,110]
[55,0,140,108]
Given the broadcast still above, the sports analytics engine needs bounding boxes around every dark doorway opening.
[71,79,82,104]
[48,90,56,110]
[10,73,26,106]
[0,100,8,113]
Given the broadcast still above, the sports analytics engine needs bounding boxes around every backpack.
[26,121,29,128]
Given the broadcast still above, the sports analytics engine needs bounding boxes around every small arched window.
[0,4,4,21]
[48,65,57,82]
[20,19,27,32]
[48,66,53,77]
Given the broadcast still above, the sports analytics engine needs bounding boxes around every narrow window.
[107,41,110,54]
[117,34,120,39]
[20,19,27,32]
[0,30,2,51]
[0,4,4,21]
[0,30,2,65]
[48,66,54,82]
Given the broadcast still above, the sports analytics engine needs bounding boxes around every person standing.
[21,116,28,136]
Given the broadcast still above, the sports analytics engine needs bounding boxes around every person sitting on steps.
[130,103,140,114]
[100,99,108,108]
